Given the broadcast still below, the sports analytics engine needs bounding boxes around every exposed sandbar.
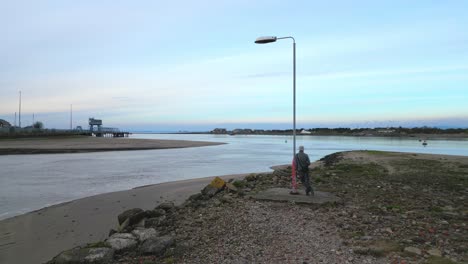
[0,136,224,155]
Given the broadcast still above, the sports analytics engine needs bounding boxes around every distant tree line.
[304,126,468,134]
[211,126,468,135]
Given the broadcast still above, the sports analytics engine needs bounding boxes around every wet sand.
[0,136,224,155]
[0,173,251,264]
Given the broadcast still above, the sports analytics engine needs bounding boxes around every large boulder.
[139,236,175,256]
[132,228,158,242]
[225,182,238,193]
[201,185,219,197]
[156,202,175,211]
[145,215,166,228]
[49,247,114,264]
[84,248,114,263]
[201,177,226,197]
[146,208,166,218]
[106,233,137,252]
[117,208,146,225]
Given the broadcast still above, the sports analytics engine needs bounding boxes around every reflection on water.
[1,134,467,219]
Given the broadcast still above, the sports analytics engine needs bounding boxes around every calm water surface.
[1,134,467,219]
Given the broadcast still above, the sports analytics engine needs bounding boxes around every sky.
[1,0,467,131]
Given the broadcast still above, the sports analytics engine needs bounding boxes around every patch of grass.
[363,150,392,156]
[427,256,459,264]
[232,180,245,188]
[369,240,402,257]
[164,257,175,264]
[367,248,386,257]
[314,177,324,183]
[353,240,402,257]
[336,163,386,174]
[429,206,444,213]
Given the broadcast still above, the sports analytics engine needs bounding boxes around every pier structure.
[88,118,130,138]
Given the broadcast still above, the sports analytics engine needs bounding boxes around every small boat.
[422,141,428,146]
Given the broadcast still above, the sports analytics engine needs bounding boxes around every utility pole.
[32,113,35,126]
[18,91,22,128]
[70,104,73,130]
[14,112,17,127]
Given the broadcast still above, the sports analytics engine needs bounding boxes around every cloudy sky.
[1,0,467,130]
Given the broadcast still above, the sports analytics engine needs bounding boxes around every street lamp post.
[255,35,298,194]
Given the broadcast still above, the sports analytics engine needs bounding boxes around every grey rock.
[188,193,203,201]
[139,235,175,256]
[427,248,442,257]
[106,233,137,252]
[245,174,257,181]
[50,247,114,264]
[132,228,158,242]
[145,215,167,228]
[84,248,114,263]
[117,208,144,225]
[117,218,129,232]
[220,194,233,203]
[108,229,117,237]
[128,211,148,226]
[225,182,238,193]
[404,246,422,255]
[146,209,166,218]
[201,185,220,197]
[157,202,175,211]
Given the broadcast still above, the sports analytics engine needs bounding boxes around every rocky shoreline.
[47,151,467,264]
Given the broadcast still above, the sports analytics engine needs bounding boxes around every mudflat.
[0,136,224,155]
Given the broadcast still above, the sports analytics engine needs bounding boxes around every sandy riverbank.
[0,173,253,264]
[0,136,224,155]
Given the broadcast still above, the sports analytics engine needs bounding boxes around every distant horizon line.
[129,125,468,133]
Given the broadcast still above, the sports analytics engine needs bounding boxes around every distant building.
[300,129,311,134]
[377,129,395,133]
[211,128,227,134]
[0,119,11,128]
[89,117,103,132]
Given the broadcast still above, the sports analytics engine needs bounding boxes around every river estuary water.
[1,134,467,220]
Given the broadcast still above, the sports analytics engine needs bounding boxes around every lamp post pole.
[293,41,296,160]
[255,36,298,193]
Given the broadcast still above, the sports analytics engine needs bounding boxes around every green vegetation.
[33,121,44,129]
[427,256,459,264]
[312,151,467,262]
[232,180,246,188]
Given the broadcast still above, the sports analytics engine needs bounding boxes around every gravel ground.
[176,199,384,264]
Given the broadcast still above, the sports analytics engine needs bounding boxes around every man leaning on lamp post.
[295,146,313,196]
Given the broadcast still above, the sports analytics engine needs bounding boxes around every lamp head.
[255,36,277,44]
